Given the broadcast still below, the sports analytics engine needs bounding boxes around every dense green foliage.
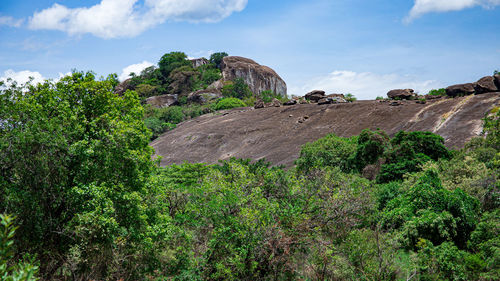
[209,52,229,69]
[0,73,499,280]
[221,78,253,99]
[214,97,247,110]
[428,88,446,96]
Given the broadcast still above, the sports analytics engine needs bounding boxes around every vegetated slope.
[151,93,500,167]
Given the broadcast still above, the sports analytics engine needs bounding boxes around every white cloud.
[289,70,443,100]
[406,0,500,22]
[28,0,247,38]
[0,69,45,86]
[119,61,155,81]
[0,16,23,27]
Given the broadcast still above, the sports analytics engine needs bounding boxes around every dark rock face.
[146,94,179,108]
[305,90,326,102]
[283,99,297,106]
[425,95,443,100]
[221,56,287,97]
[475,76,498,94]
[446,83,476,97]
[493,74,500,89]
[387,89,415,100]
[390,101,402,106]
[114,79,132,95]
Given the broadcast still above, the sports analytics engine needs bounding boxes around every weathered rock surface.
[187,89,222,104]
[146,94,179,108]
[387,89,415,100]
[191,58,209,68]
[283,99,297,106]
[151,93,500,167]
[221,56,287,97]
[446,83,476,97]
[475,76,498,94]
[268,98,282,107]
[495,74,500,88]
[305,90,325,102]
[254,99,265,109]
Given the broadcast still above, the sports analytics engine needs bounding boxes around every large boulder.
[221,56,287,97]
[145,94,179,108]
[190,58,209,68]
[446,83,476,97]
[387,89,415,100]
[187,89,222,104]
[305,90,325,102]
[475,76,498,94]
[494,74,500,89]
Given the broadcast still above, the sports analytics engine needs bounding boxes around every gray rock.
[254,99,265,109]
[283,99,297,106]
[269,98,282,107]
[221,56,287,97]
[190,58,209,68]
[146,94,179,108]
[305,90,325,102]
[446,83,476,97]
[187,89,222,104]
[114,78,132,95]
[475,76,498,94]
[387,89,415,100]
[494,74,500,89]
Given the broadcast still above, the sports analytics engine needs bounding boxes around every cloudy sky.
[1,0,499,99]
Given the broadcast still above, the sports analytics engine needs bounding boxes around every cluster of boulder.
[385,74,500,103]
[304,90,347,104]
[446,74,500,97]
[138,56,288,109]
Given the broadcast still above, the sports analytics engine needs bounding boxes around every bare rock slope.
[151,93,499,167]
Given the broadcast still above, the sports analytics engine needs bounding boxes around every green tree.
[158,51,191,82]
[0,72,165,279]
[221,78,253,99]
[209,52,229,69]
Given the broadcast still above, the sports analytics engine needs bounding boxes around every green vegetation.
[376,96,384,100]
[345,93,357,102]
[209,52,229,69]
[221,77,253,99]
[214,97,247,110]
[428,88,446,96]
[0,71,499,280]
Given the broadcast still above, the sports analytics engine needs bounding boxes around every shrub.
[158,51,191,82]
[158,106,185,124]
[345,93,357,102]
[375,96,384,100]
[428,88,446,96]
[295,134,358,174]
[259,90,286,103]
[221,78,253,99]
[209,52,229,69]
[351,129,390,171]
[214,98,246,110]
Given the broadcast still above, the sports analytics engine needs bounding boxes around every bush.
[221,78,253,99]
[214,98,246,110]
[209,52,228,69]
[295,134,358,174]
[158,106,185,124]
[345,93,357,102]
[375,96,384,100]
[259,90,286,103]
[428,88,446,96]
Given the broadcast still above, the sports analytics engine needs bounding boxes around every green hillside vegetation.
[0,72,499,280]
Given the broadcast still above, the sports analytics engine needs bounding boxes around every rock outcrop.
[305,90,325,102]
[221,56,287,97]
[190,58,209,68]
[145,94,179,108]
[446,83,476,97]
[114,79,132,95]
[475,76,498,94]
[151,93,500,167]
[187,89,222,104]
[387,89,415,100]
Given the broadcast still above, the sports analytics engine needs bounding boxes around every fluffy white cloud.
[28,0,247,38]
[0,16,23,27]
[406,0,500,22]
[119,61,155,81]
[0,69,45,86]
[289,70,443,100]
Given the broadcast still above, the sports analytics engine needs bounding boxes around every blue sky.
[1,0,499,99]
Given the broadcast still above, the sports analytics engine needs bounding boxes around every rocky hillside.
[151,92,500,167]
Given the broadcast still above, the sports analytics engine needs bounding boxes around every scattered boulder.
[221,56,287,97]
[424,94,443,100]
[475,76,498,94]
[389,101,402,106]
[269,98,282,107]
[299,99,308,104]
[387,89,415,100]
[283,99,297,106]
[305,90,326,102]
[416,99,427,104]
[446,83,476,97]
[254,99,265,109]
[146,94,179,108]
